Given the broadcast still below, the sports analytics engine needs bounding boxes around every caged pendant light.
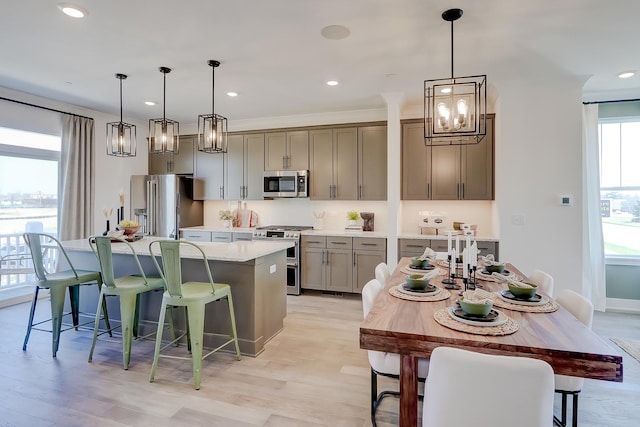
[149,67,179,154]
[106,73,136,157]
[424,8,486,146]
[197,60,228,153]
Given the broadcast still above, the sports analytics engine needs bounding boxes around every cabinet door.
[398,238,431,260]
[287,130,309,171]
[326,249,353,292]
[309,129,334,200]
[226,134,245,200]
[401,122,431,200]
[353,250,385,294]
[195,150,226,200]
[358,126,387,200]
[333,127,358,200]
[461,115,494,200]
[430,145,461,200]
[181,230,211,242]
[301,248,326,290]
[264,132,286,171]
[429,239,449,252]
[211,232,232,243]
[173,135,195,174]
[149,153,169,174]
[245,134,265,200]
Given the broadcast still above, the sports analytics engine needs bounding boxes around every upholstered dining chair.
[22,232,111,357]
[528,269,555,297]
[374,262,391,285]
[362,278,429,426]
[553,289,594,427]
[148,240,241,390]
[422,346,555,427]
[88,236,167,370]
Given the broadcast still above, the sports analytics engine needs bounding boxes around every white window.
[599,118,640,257]
[0,127,60,289]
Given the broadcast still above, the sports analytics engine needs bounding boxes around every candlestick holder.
[442,255,460,289]
[102,219,110,236]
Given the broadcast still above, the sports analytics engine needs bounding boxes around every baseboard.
[606,297,640,314]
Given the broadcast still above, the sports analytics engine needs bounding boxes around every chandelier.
[424,8,486,146]
[197,60,228,153]
[149,67,179,154]
[106,73,136,157]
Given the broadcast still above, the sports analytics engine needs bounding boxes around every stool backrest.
[89,236,149,288]
[23,232,76,281]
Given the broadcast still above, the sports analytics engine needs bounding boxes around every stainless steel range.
[253,225,312,295]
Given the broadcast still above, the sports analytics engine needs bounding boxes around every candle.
[462,249,468,278]
[466,234,471,255]
[447,232,452,254]
[455,235,460,254]
[472,241,478,267]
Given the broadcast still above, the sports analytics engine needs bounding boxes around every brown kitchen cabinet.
[352,237,386,293]
[358,126,387,200]
[401,114,494,200]
[194,142,226,200]
[398,238,499,261]
[310,128,358,200]
[227,133,264,200]
[148,134,195,174]
[264,130,309,171]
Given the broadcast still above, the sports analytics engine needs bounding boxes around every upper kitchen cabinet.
[264,130,309,171]
[227,133,264,200]
[148,134,195,175]
[358,125,387,200]
[401,114,494,200]
[310,128,358,200]
[194,145,226,200]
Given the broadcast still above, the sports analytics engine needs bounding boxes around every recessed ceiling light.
[326,80,339,86]
[144,101,156,106]
[321,25,350,40]
[618,71,635,79]
[227,92,238,97]
[57,3,88,18]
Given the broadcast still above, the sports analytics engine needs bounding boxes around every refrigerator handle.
[147,179,156,236]
[171,192,180,240]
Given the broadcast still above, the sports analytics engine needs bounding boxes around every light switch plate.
[560,195,573,206]
[511,214,526,226]
[269,264,276,274]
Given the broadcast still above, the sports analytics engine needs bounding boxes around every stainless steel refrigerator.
[130,174,204,238]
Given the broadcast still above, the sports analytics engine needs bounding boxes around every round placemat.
[400,266,446,276]
[492,294,559,313]
[434,308,519,336]
[476,270,521,282]
[389,285,451,302]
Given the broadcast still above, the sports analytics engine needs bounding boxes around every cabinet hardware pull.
[427,183,430,199]
[361,243,377,246]
[307,240,323,244]
[331,241,347,245]
[359,185,362,199]
[461,183,465,199]
[406,244,423,248]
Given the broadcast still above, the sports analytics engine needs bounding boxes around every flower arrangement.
[347,211,360,221]
[219,209,234,221]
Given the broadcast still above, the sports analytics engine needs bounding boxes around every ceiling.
[1,0,639,125]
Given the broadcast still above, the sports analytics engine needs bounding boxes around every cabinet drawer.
[399,239,430,253]
[232,232,253,242]
[476,241,498,260]
[353,237,385,251]
[181,231,211,242]
[302,235,326,249]
[429,239,449,252]
[327,236,353,249]
[211,232,232,243]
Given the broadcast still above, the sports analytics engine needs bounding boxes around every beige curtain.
[59,115,94,240]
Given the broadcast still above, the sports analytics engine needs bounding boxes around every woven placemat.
[400,266,447,276]
[389,285,451,302]
[492,294,559,313]
[434,308,519,336]
[476,270,521,282]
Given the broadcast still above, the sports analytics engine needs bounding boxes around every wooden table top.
[360,258,623,382]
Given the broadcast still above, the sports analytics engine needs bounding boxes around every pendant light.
[149,66,179,154]
[106,73,136,157]
[197,60,228,153]
[424,8,486,146]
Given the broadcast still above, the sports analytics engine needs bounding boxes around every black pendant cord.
[119,77,123,123]
[0,96,93,121]
[212,64,215,115]
[162,71,166,123]
[450,18,454,79]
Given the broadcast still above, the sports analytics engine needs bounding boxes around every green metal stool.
[88,236,169,370]
[148,240,241,390]
[22,232,111,357]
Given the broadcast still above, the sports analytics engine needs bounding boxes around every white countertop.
[180,226,256,233]
[301,229,387,238]
[62,237,293,263]
[399,232,499,241]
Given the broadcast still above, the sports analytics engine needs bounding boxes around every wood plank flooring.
[0,291,638,426]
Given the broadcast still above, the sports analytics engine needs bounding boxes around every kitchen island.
[61,237,293,356]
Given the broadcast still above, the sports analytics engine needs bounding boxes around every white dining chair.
[553,289,594,427]
[422,346,555,427]
[528,269,555,297]
[362,278,429,426]
[374,262,391,285]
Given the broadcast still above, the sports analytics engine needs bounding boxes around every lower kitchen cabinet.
[181,230,211,242]
[302,235,386,294]
[398,238,499,261]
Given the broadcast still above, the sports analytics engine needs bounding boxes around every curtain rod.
[0,96,93,121]
[583,98,640,105]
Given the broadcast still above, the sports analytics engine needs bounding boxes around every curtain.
[582,104,606,311]
[59,115,94,240]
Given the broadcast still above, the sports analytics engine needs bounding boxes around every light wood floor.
[0,291,638,426]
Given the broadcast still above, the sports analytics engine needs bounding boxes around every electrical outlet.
[511,214,525,226]
[269,264,276,274]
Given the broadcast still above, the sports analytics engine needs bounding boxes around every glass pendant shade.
[424,9,487,146]
[106,73,136,157]
[198,60,228,153]
[149,66,179,154]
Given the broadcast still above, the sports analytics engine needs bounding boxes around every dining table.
[359,257,623,427]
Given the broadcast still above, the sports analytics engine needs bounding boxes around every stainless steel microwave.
[263,170,309,198]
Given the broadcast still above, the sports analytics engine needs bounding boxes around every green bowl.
[410,257,430,268]
[485,263,505,273]
[459,298,493,317]
[508,282,538,299]
[405,274,430,290]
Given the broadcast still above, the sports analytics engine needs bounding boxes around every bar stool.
[22,232,111,357]
[148,240,241,390]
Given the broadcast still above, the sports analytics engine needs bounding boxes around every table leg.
[399,354,418,427]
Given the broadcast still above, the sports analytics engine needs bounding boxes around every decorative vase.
[222,219,232,228]
[348,219,357,226]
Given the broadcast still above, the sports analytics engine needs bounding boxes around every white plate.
[447,306,508,327]
[397,284,440,297]
[497,290,550,306]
